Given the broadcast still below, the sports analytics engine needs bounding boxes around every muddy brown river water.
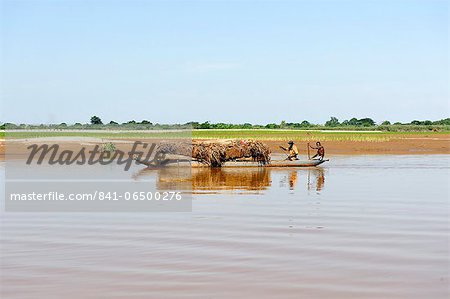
[1,155,449,299]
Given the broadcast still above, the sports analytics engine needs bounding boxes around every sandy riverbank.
[266,136,450,155]
[0,134,449,161]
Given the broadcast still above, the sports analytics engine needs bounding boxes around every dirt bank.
[267,136,450,156]
[1,134,449,161]
[0,139,3,160]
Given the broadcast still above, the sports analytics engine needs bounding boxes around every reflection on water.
[308,168,325,191]
[289,171,297,189]
[134,167,326,192]
[189,168,271,192]
[1,156,449,299]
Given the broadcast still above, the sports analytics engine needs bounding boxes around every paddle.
[307,143,311,160]
[279,145,294,160]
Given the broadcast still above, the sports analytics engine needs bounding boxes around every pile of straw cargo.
[155,139,271,167]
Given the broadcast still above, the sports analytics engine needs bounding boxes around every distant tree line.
[1,117,449,132]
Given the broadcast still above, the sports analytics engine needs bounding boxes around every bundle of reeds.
[222,139,271,165]
[155,139,271,167]
[192,142,226,167]
[155,142,192,157]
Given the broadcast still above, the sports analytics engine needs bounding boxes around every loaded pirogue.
[134,139,328,168]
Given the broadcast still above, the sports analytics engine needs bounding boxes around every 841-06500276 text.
[9,191,183,201]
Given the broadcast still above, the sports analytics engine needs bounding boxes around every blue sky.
[1,0,448,124]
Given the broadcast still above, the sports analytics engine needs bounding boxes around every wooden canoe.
[135,157,328,168]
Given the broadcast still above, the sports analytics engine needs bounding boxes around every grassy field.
[2,130,190,139]
[1,129,448,142]
[192,129,432,142]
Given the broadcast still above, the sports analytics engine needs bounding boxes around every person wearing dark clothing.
[309,141,325,160]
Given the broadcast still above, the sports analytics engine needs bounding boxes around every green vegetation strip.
[3,130,448,142]
[202,130,447,141]
[194,130,395,142]
[4,131,191,139]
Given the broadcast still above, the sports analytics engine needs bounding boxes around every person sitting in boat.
[309,141,325,160]
[279,141,299,161]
